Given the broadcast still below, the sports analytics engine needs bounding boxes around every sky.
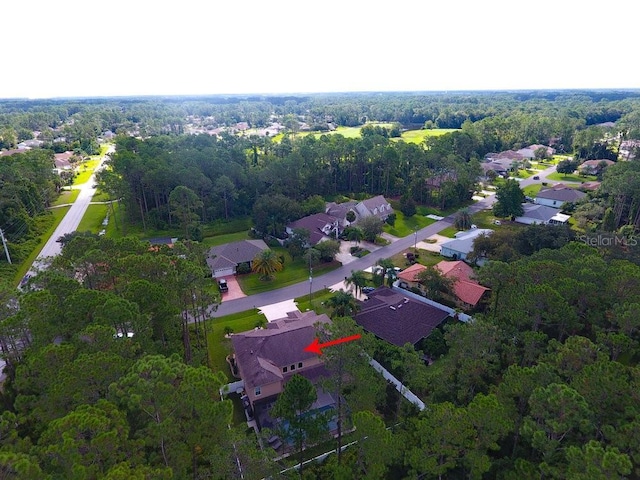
[2,0,639,99]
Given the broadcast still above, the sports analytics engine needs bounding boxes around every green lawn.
[206,309,265,379]
[394,128,459,144]
[522,184,542,197]
[72,159,101,186]
[52,189,80,206]
[438,226,459,238]
[471,210,499,229]
[12,207,70,285]
[77,204,109,233]
[514,169,535,179]
[237,248,341,295]
[383,211,436,237]
[390,249,442,269]
[202,231,250,248]
[546,172,597,183]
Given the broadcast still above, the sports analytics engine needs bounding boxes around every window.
[282,366,288,373]
[255,387,261,396]
[290,364,296,371]
[298,362,303,368]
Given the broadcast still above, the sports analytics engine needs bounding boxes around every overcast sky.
[2,0,638,99]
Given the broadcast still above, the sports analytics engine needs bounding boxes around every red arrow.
[304,334,361,355]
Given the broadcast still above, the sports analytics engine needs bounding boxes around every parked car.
[494,220,502,225]
[362,286,375,294]
[218,278,229,293]
[533,175,540,180]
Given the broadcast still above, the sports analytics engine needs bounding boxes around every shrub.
[236,262,251,275]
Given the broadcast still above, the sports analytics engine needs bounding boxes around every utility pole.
[0,228,11,264]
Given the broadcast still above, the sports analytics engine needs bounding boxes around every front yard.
[383,211,436,237]
[236,248,341,295]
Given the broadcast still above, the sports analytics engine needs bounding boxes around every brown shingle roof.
[536,186,586,202]
[287,213,339,245]
[355,287,450,346]
[231,311,331,392]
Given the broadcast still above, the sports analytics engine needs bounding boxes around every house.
[440,229,493,262]
[355,195,393,221]
[515,203,570,225]
[434,260,489,308]
[326,200,358,228]
[580,181,601,191]
[480,161,508,177]
[535,184,586,208]
[326,195,393,227]
[53,151,74,172]
[397,263,427,290]
[230,310,331,409]
[516,144,556,159]
[206,239,269,278]
[577,159,615,175]
[354,287,450,347]
[286,213,340,246]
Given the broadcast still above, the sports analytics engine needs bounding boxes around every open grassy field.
[77,204,109,233]
[202,231,250,247]
[52,188,80,206]
[546,172,596,183]
[394,128,459,144]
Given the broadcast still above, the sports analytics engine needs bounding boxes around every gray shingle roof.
[207,239,268,271]
[355,287,450,346]
[287,213,339,245]
[517,204,562,222]
[536,187,586,202]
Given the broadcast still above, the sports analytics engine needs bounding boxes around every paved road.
[30,146,113,272]
[211,163,563,317]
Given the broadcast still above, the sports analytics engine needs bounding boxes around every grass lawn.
[12,207,70,285]
[390,249,442,269]
[237,249,341,296]
[383,211,436,237]
[546,172,597,183]
[206,309,265,379]
[522,184,542,197]
[77,204,109,233]
[394,128,459,144]
[52,189,80,206]
[72,159,100,186]
[471,210,500,229]
[515,169,535,179]
[202,231,250,248]
[438,226,459,238]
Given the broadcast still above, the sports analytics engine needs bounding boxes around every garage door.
[214,267,235,278]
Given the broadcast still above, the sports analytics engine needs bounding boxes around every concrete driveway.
[219,275,246,302]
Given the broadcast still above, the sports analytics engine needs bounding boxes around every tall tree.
[493,178,524,218]
[168,185,203,240]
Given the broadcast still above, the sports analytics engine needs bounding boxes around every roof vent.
[404,298,409,303]
[389,306,396,311]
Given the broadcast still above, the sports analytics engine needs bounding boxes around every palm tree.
[346,227,363,247]
[376,258,397,287]
[326,290,360,318]
[251,249,283,281]
[345,270,367,298]
[454,208,472,231]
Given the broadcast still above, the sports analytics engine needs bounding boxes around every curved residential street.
[210,163,561,317]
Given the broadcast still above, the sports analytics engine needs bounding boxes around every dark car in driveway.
[218,278,229,293]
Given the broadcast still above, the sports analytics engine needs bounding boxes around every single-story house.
[577,159,615,175]
[354,287,451,347]
[535,185,586,208]
[515,204,570,225]
[580,181,601,191]
[206,239,269,278]
[53,151,74,172]
[397,263,427,290]
[516,144,555,159]
[434,260,489,308]
[286,213,340,246]
[230,310,331,409]
[440,229,493,262]
[480,161,509,177]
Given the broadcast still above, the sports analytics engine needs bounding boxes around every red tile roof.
[435,260,489,307]
[397,263,426,282]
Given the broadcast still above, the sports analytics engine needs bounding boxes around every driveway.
[219,275,246,301]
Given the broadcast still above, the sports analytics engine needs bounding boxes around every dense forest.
[1,91,640,478]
